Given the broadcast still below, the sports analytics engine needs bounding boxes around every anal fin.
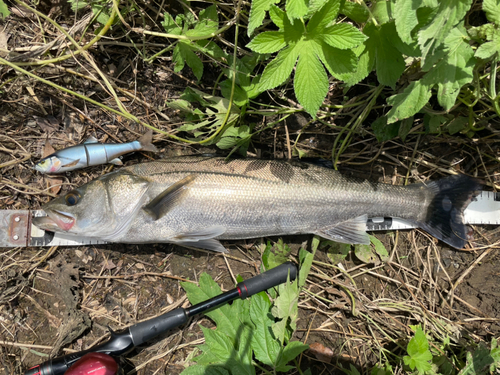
[171,225,228,253]
[143,174,197,220]
[108,158,123,166]
[317,215,370,245]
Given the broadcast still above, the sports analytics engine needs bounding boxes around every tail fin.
[138,130,158,152]
[417,174,480,249]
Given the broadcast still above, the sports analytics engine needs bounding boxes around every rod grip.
[237,262,297,299]
[129,308,187,346]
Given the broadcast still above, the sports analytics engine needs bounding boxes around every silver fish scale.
[113,156,428,242]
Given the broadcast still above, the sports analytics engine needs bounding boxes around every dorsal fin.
[84,136,99,144]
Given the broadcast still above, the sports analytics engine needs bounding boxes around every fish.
[34,130,158,173]
[32,155,480,252]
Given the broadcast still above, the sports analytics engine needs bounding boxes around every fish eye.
[65,191,81,206]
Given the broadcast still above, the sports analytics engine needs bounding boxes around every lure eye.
[65,191,80,206]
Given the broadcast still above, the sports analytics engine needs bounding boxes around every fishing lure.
[35,130,158,173]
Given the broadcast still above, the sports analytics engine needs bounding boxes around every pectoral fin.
[62,159,81,168]
[109,158,123,166]
[171,225,228,253]
[317,215,370,245]
[143,174,197,220]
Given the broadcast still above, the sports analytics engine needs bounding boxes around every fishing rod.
[24,262,297,375]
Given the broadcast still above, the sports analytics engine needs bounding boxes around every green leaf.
[326,241,351,263]
[250,293,281,367]
[258,44,300,91]
[446,116,468,135]
[269,5,286,29]
[371,116,400,142]
[294,44,329,117]
[321,23,367,50]
[354,244,378,264]
[248,0,280,36]
[298,248,313,288]
[386,80,432,123]
[395,0,424,44]
[181,274,238,339]
[423,25,475,110]
[0,0,10,18]
[276,341,309,370]
[417,0,473,70]
[403,325,433,373]
[372,0,394,25]
[162,12,182,34]
[272,279,299,344]
[398,116,414,141]
[198,326,235,363]
[340,1,369,23]
[247,31,287,54]
[424,114,447,133]
[92,4,111,25]
[340,43,375,86]
[369,235,389,262]
[181,365,230,375]
[286,0,309,20]
[363,22,405,88]
[176,42,204,80]
[192,5,218,35]
[475,40,500,59]
[307,0,341,33]
[216,125,251,150]
[314,40,357,78]
[483,0,500,25]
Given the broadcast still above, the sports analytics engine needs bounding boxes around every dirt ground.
[0,1,500,374]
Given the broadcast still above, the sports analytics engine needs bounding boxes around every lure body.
[35,131,157,173]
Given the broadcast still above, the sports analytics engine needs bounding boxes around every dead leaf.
[0,31,9,58]
[35,115,59,133]
[101,259,116,270]
[309,342,334,363]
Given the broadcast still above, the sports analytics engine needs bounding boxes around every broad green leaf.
[92,4,111,25]
[483,0,500,25]
[294,45,329,117]
[276,341,309,370]
[398,116,414,141]
[340,43,375,86]
[363,22,405,88]
[162,12,182,34]
[313,40,357,78]
[172,44,186,74]
[321,23,367,50]
[177,42,203,80]
[307,0,341,33]
[446,116,468,135]
[197,326,235,364]
[219,80,249,107]
[272,279,299,344]
[286,0,309,20]
[354,244,378,264]
[247,31,287,54]
[403,325,433,373]
[340,1,369,23]
[0,0,10,18]
[386,80,432,123]
[423,113,447,133]
[298,248,313,288]
[372,116,400,142]
[189,5,218,36]
[372,0,394,25]
[369,235,389,262]
[248,0,279,36]
[383,21,421,57]
[394,0,423,44]
[181,274,238,339]
[417,0,473,70]
[216,125,251,149]
[249,293,281,367]
[284,12,305,43]
[326,241,351,263]
[258,44,300,91]
[423,25,475,110]
[233,324,255,375]
[475,40,500,59]
[181,365,229,375]
[269,5,286,29]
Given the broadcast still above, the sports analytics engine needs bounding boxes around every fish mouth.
[33,209,75,232]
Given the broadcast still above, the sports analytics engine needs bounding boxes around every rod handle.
[237,262,297,299]
[129,308,187,346]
